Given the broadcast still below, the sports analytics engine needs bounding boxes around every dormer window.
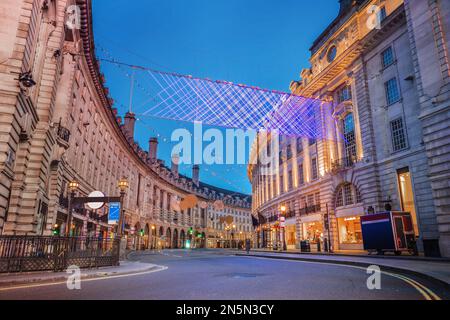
[327,46,337,63]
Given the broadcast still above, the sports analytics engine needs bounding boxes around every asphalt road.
[0,249,447,300]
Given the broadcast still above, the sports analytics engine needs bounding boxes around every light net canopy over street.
[102,57,331,138]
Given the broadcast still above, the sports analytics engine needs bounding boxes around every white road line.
[0,266,168,292]
[240,255,441,300]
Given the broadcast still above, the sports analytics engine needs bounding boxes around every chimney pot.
[148,137,158,163]
[171,154,180,176]
[192,165,200,186]
[124,112,136,140]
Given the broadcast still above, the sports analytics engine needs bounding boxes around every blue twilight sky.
[92,0,339,195]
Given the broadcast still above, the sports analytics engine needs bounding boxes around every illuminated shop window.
[338,216,363,244]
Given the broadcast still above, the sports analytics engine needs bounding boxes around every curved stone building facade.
[249,0,450,257]
[0,0,252,249]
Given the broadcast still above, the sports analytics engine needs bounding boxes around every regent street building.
[249,0,450,257]
[0,0,252,249]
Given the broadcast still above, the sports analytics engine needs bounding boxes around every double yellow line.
[384,271,441,300]
[244,255,442,300]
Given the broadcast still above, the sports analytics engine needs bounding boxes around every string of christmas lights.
[97,47,331,138]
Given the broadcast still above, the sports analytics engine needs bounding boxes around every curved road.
[0,249,447,300]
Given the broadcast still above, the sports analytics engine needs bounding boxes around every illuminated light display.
[99,57,334,138]
[140,69,328,137]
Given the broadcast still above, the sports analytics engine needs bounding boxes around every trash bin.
[300,240,311,252]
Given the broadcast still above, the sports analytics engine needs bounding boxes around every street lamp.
[232,224,236,248]
[65,180,79,236]
[117,177,129,237]
[151,225,156,249]
[280,204,287,251]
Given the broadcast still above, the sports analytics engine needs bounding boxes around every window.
[309,137,316,146]
[298,163,304,185]
[327,46,337,63]
[381,47,394,68]
[390,118,407,151]
[336,85,352,104]
[286,144,292,160]
[288,170,293,190]
[378,6,387,23]
[385,78,400,105]
[311,158,318,180]
[344,184,353,206]
[336,187,344,207]
[343,113,357,161]
[296,137,303,154]
[279,175,284,193]
[335,183,360,208]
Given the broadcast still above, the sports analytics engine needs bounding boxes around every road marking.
[240,255,441,300]
[0,265,168,292]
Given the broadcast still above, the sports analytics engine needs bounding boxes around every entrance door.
[397,168,419,236]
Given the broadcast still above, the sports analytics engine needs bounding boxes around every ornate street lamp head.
[280,205,287,213]
[68,180,79,192]
[118,177,129,192]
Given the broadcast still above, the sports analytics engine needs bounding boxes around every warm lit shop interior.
[337,216,363,248]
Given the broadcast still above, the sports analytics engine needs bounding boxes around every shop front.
[284,218,297,250]
[335,205,364,251]
[300,214,324,252]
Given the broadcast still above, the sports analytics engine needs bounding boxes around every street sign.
[86,191,105,209]
[108,202,120,224]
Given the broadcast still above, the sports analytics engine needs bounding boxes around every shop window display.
[338,217,362,244]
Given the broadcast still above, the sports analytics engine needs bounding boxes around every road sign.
[86,191,105,209]
[108,202,120,224]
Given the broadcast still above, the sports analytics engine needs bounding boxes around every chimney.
[338,0,359,16]
[148,137,158,163]
[192,165,200,186]
[171,154,179,176]
[124,112,136,140]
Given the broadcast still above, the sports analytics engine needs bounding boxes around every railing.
[0,236,120,273]
[331,156,357,171]
[56,125,71,144]
[299,204,321,215]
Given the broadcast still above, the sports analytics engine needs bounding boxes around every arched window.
[335,183,362,208]
[343,113,357,164]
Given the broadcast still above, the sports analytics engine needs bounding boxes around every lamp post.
[280,205,287,251]
[65,180,79,236]
[232,224,236,248]
[117,177,129,237]
[151,225,156,249]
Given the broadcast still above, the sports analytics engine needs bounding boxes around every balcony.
[299,204,321,215]
[331,156,357,172]
[56,125,71,149]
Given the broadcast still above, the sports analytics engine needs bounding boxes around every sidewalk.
[235,249,450,285]
[0,261,164,287]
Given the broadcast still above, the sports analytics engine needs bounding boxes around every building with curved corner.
[249,0,450,257]
[0,0,252,250]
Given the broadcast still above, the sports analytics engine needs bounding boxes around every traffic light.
[188,227,193,235]
[52,224,60,236]
[139,229,144,236]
